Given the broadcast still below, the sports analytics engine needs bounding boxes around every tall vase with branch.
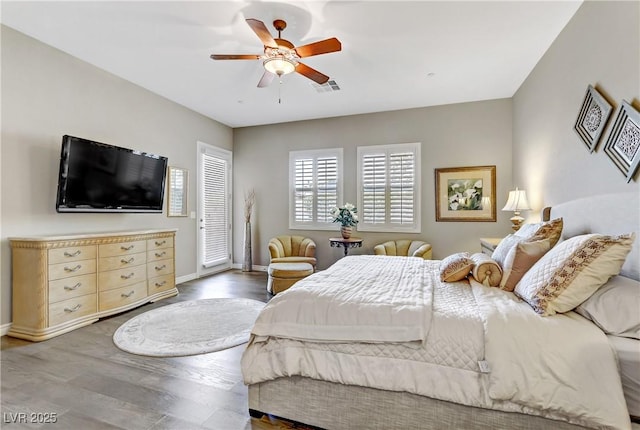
[243,189,255,272]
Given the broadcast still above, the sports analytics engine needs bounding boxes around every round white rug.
[113,298,265,357]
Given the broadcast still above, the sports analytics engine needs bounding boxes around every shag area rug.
[113,298,265,357]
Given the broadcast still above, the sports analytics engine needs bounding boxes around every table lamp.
[502,188,531,231]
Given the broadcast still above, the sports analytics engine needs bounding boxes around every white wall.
[233,99,514,270]
[513,0,640,216]
[0,26,233,325]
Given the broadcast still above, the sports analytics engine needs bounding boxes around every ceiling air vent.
[311,80,341,93]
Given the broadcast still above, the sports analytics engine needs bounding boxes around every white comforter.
[242,256,631,429]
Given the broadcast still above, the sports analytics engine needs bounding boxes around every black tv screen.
[56,135,168,213]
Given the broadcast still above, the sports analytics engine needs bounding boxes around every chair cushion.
[268,262,314,279]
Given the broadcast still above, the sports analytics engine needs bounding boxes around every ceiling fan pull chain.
[278,77,283,104]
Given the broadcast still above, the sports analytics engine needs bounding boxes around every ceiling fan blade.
[246,18,278,48]
[210,54,261,60]
[295,38,342,58]
[295,62,330,85]
[257,71,275,88]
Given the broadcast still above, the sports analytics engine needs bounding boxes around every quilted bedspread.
[242,255,631,429]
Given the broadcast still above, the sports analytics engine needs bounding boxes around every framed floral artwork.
[603,101,640,183]
[574,85,613,153]
[435,165,496,222]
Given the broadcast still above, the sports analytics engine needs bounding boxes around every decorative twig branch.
[244,188,256,223]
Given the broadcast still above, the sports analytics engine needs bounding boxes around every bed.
[242,192,639,429]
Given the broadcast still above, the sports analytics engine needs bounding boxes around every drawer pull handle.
[155,264,166,271]
[155,281,167,287]
[155,240,167,246]
[63,250,82,257]
[64,265,82,272]
[64,304,82,313]
[121,245,135,251]
[121,257,135,264]
[121,272,135,279]
[64,283,81,291]
[121,290,135,298]
[155,251,166,257]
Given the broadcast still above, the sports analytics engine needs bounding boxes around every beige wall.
[512,0,640,216]
[1,26,233,325]
[233,99,514,270]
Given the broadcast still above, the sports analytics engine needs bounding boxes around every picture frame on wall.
[603,101,640,183]
[435,165,496,222]
[574,85,613,153]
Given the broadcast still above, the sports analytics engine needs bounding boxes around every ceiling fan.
[211,18,341,88]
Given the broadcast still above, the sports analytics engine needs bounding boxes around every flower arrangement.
[330,203,359,227]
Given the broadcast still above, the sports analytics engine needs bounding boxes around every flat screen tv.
[56,135,168,213]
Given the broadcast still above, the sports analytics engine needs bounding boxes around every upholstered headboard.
[543,192,639,281]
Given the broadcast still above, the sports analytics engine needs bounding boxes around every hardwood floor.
[1,270,301,430]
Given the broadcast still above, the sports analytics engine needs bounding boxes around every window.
[357,142,421,232]
[289,148,343,230]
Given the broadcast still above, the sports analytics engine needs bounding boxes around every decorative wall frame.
[574,85,613,153]
[167,166,189,217]
[603,101,640,183]
[435,165,496,222]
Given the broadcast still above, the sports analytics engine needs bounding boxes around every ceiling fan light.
[264,57,296,76]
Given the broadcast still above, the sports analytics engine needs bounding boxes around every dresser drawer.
[99,240,146,258]
[98,252,147,272]
[98,265,147,291]
[49,245,96,265]
[147,259,174,278]
[147,247,174,263]
[148,274,175,294]
[48,259,96,281]
[98,281,147,312]
[49,273,97,304]
[147,237,173,251]
[49,293,97,327]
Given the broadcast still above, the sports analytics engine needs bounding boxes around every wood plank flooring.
[1,270,301,430]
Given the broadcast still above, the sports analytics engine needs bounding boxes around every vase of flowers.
[330,203,359,239]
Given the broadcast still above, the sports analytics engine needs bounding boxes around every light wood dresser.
[9,229,178,341]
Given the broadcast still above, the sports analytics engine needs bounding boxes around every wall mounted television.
[56,135,168,213]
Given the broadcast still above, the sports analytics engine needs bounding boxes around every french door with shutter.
[197,141,232,277]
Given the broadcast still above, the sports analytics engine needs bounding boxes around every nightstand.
[480,238,502,256]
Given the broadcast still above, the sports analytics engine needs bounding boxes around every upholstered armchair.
[373,239,432,260]
[268,235,317,269]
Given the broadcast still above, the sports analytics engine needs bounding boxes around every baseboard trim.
[1,322,12,337]
[231,263,268,272]
[176,273,197,285]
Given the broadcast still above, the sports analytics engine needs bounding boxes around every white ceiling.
[1,1,582,128]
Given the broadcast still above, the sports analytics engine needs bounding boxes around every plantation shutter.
[202,153,228,267]
[290,149,343,230]
[361,153,386,224]
[357,143,421,232]
[316,156,338,223]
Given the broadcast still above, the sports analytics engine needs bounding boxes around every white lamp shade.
[502,188,531,212]
[264,57,296,76]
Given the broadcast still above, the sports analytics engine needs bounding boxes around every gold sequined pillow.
[439,252,474,282]
[514,233,635,316]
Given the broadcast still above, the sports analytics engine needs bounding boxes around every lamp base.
[510,214,525,231]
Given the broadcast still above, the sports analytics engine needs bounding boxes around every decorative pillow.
[469,253,502,287]
[514,233,635,316]
[514,218,563,248]
[575,275,640,339]
[491,234,527,267]
[499,239,551,292]
[514,222,542,238]
[529,218,563,248]
[439,252,474,282]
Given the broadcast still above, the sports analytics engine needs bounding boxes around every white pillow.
[514,233,635,316]
[514,222,542,238]
[491,234,527,267]
[575,276,640,339]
